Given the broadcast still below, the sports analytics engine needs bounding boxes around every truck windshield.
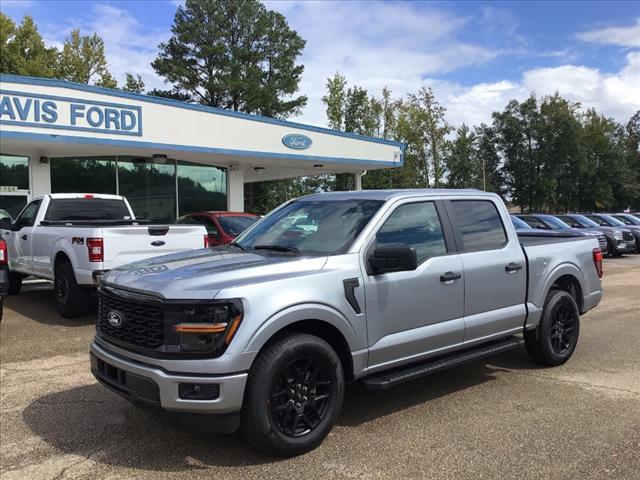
[45,198,130,221]
[571,215,600,228]
[235,199,383,255]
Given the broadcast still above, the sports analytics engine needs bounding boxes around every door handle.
[21,234,27,240]
[440,271,462,283]
[505,262,523,273]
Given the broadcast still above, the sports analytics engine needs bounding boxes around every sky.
[2,0,639,129]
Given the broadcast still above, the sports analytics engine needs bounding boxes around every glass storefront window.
[51,157,117,194]
[117,156,177,223]
[0,155,29,189]
[45,156,228,223]
[177,161,227,216]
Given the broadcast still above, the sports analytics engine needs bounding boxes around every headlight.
[173,299,243,354]
[613,231,623,240]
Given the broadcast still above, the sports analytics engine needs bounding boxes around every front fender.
[240,302,359,355]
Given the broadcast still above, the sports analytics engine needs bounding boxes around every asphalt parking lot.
[1,256,639,480]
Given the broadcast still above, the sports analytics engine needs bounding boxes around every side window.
[200,217,220,236]
[15,200,42,229]
[376,202,446,263]
[558,216,579,228]
[449,200,507,252]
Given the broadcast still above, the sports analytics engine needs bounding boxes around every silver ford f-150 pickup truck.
[90,190,603,456]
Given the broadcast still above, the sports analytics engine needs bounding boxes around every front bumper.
[90,340,247,419]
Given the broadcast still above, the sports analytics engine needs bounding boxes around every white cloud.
[266,1,499,126]
[432,52,640,128]
[39,3,170,91]
[576,18,640,48]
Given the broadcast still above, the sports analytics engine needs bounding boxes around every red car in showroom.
[177,211,260,246]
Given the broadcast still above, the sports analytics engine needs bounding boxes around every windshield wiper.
[253,244,300,254]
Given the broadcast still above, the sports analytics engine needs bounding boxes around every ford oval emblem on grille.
[151,240,166,247]
[107,310,124,327]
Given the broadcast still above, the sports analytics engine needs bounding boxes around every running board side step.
[362,337,524,390]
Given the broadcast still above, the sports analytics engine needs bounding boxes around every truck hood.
[103,246,328,300]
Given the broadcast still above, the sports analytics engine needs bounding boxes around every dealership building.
[0,74,404,222]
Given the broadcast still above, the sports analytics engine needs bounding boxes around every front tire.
[240,333,344,457]
[524,290,580,366]
[54,262,89,318]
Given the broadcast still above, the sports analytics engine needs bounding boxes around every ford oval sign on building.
[282,133,312,150]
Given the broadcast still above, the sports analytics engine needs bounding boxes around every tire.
[524,289,580,366]
[240,333,345,457]
[7,272,22,295]
[54,262,89,318]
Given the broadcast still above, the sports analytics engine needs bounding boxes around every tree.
[123,73,145,93]
[322,73,347,130]
[445,124,476,188]
[152,0,307,118]
[473,124,505,196]
[0,14,57,78]
[57,30,117,88]
[404,87,452,188]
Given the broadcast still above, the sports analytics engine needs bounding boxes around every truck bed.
[517,231,587,246]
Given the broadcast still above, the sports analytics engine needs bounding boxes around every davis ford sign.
[0,90,142,136]
[282,133,312,150]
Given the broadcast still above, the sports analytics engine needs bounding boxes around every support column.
[354,171,363,191]
[227,166,245,212]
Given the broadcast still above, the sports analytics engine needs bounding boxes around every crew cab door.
[445,198,527,343]
[362,199,465,371]
[4,199,42,274]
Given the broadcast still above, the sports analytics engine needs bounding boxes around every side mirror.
[368,246,417,275]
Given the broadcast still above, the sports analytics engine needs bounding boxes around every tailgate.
[101,225,207,269]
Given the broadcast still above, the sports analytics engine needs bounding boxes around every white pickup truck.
[0,194,207,318]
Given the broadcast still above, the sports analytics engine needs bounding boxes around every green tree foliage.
[57,30,117,88]
[0,14,57,77]
[123,73,145,93]
[444,124,476,188]
[473,124,505,196]
[152,0,307,118]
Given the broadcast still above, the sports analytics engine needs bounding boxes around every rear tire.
[7,272,22,295]
[54,262,89,318]
[240,333,344,457]
[524,289,580,366]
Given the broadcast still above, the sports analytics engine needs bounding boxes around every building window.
[117,156,177,224]
[47,155,227,222]
[51,157,117,195]
[0,154,30,219]
[177,161,227,216]
[0,155,29,189]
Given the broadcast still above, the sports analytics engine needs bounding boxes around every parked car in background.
[609,214,640,252]
[177,211,260,246]
[92,190,603,456]
[515,214,608,253]
[0,233,8,321]
[585,214,639,253]
[0,194,208,318]
[554,213,632,256]
[511,215,532,231]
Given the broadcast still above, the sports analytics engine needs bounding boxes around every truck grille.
[97,289,164,350]
[597,235,607,251]
[622,231,634,242]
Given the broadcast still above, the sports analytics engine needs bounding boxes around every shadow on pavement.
[4,283,96,326]
[22,349,535,469]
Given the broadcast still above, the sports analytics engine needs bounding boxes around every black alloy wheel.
[269,357,333,437]
[549,303,577,355]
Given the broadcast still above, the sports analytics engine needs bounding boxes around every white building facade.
[0,74,404,222]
